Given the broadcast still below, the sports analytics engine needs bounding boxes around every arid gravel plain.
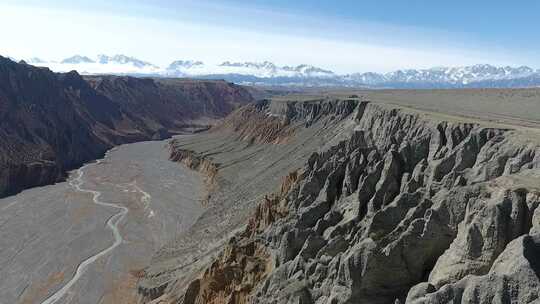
[0,140,204,304]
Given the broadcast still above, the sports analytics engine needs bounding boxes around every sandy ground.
[0,139,204,304]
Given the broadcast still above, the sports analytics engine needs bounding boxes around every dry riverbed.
[0,139,204,304]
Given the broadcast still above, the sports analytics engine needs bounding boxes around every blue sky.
[1,0,538,73]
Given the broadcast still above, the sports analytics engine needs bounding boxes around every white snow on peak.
[347,64,536,85]
[61,55,95,64]
[26,57,47,64]
[165,60,335,78]
[96,54,157,69]
[31,54,161,75]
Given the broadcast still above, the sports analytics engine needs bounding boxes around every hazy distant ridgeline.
[0,56,253,197]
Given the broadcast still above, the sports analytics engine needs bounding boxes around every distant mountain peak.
[168,60,205,69]
[203,61,334,78]
[283,64,335,76]
[219,61,278,71]
[27,57,47,64]
[42,54,161,75]
[380,64,536,85]
[96,54,156,68]
[61,55,95,64]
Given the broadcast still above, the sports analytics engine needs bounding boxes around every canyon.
[1,57,540,304]
[138,92,540,304]
[0,55,253,197]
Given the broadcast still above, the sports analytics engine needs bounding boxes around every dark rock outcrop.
[0,56,253,197]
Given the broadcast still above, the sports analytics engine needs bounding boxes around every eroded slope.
[138,97,360,302]
[140,97,540,304]
[0,57,253,197]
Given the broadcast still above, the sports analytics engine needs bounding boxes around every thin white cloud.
[0,2,531,73]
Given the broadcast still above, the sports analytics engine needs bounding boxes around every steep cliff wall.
[138,98,360,303]
[146,100,540,304]
[249,103,540,304]
[88,76,253,130]
[0,56,253,197]
[216,98,358,144]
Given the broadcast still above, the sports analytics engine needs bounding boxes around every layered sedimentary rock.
[138,97,360,303]
[250,103,540,304]
[218,98,358,144]
[0,56,253,197]
[179,172,299,304]
[169,148,220,185]
[143,99,540,304]
[88,76,253,131]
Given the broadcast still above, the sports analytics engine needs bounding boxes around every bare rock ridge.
[141,98,540,303]
[138,97,360,302]
[0,56,253,197]
[218,98,358,144]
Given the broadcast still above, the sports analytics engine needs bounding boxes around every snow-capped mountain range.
[15,54,540,88]
[165,60,335,78]
[27,54,160,75]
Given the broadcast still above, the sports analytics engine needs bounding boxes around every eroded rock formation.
[153,100,540,304]
[0,56,253,197]
[217,98,358,144]
[180,172,299,304]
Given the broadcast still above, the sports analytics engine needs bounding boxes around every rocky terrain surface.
[0,56,253,197]
[138,97,360,303]
[138,93,540,304]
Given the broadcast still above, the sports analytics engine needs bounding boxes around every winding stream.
[41,160,129,304]
[0,140,205,304]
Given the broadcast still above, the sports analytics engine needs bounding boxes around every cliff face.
[0,59,115,197]
[138,98,359,303]
[88,76,253,131]
[249,103,540,304]
[151,99,540,304]
[0,56,253,197]
[217,98,358,144]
